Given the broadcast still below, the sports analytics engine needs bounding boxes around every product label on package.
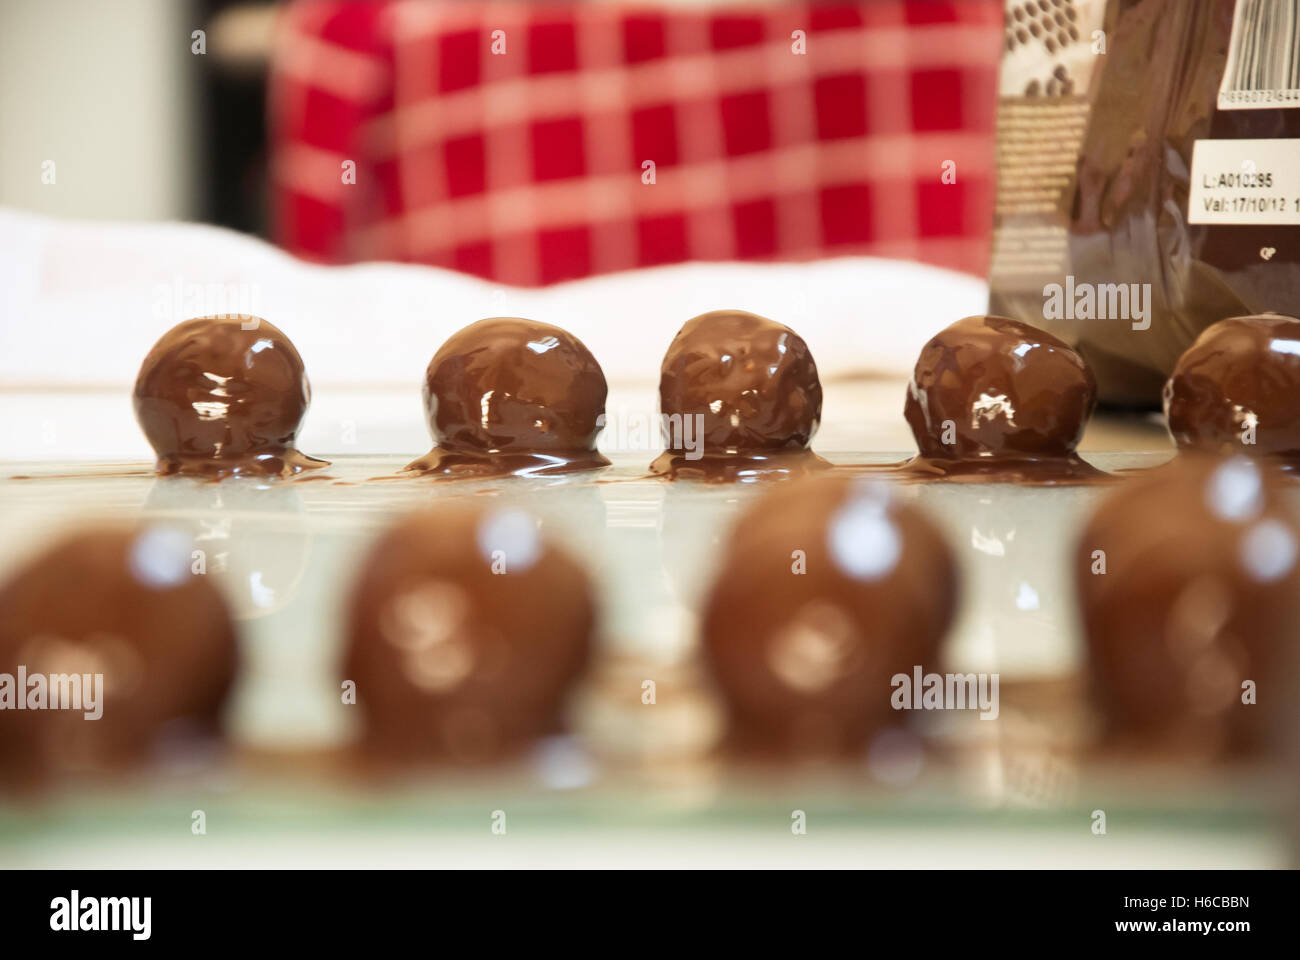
[1188,138,1300,224]
[1217,0,1300,110]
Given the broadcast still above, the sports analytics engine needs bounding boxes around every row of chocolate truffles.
[3,452,1295,783]
[132,311,1300,481]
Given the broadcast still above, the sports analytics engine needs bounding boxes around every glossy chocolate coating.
[134,315,327,479]
[1076,455,1300,758]
[701,475,957,756]
[1164,314,1300,470]
[903,315,1103,482]
[0,526,238,784]
[652,310,826,480]
[344,505,595,762]
[406,318,610,478]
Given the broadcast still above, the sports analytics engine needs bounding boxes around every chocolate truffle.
[700,475,957,756]
[0,526,238,784]
[405,318,610,478]
[1164,314,1300,470]
[134,315,328,479]
[903,315,1102,482]
[344,504,595,762]
[1075,455,1300,758]
[651,309,827,481]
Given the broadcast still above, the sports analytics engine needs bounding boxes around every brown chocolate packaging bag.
[989,0,1300,407]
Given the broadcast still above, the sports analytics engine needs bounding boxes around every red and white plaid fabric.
[269,1,1001,286]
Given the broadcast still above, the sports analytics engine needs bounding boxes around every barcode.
[1218,0,1300,109]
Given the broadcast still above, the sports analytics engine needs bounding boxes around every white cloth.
[0,206,987,388]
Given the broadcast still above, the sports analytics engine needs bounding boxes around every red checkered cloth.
[269,1,1001,286]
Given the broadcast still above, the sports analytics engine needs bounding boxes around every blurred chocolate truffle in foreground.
[134,315,328,479]
[1076,455,1300,759]
[1164,314,1300,471]
[701,475,957,756]
[651,309,827,481]
[0,526,238,784]
[405,318,610,478]
[904,315,1102,482]
[344,505,595,762]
